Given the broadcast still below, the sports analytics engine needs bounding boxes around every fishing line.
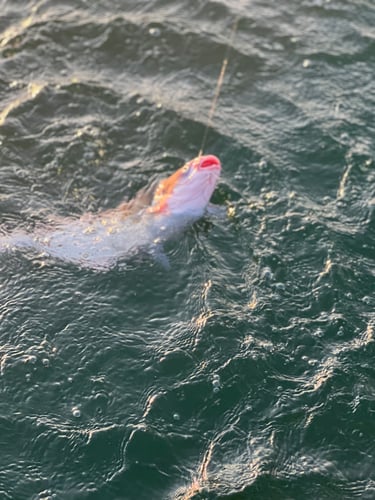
[199,17,239,157]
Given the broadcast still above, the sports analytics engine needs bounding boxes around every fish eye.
[181,164,190,175]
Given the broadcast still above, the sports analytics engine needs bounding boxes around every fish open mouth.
[199,155,221,170]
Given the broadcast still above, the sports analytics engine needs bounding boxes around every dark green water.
[0,0,374,499]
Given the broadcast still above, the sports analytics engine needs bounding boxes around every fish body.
[0,155,221,269]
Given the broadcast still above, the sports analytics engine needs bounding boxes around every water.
[0,0,374,498]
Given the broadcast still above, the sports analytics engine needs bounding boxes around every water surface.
[0,0,374,499]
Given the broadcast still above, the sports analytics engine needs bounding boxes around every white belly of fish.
[0,211,190,269]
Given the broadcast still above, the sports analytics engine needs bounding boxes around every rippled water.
[0,0,374,499]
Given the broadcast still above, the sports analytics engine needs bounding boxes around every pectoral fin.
[205,203,227,219]
[149,244,170,270]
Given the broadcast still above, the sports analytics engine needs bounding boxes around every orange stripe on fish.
[148,168,185,214]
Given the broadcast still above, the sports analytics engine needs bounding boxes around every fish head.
[149,154,221,216]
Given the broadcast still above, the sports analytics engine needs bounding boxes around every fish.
[0,154,221,270]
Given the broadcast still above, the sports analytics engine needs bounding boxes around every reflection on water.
[0,81,44,125]
[0,0,45,49]
[0,0,374,498]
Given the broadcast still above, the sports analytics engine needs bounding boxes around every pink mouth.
[199,154,221,170]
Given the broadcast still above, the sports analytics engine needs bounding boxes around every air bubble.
[340,132,349,143]
[72,406,81,418]
[259,159,267,168]
[212,374,221,393]
[274,282,285,292]
[261,267,273,281]
[313,328,323,338]
[149,27,161,37]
